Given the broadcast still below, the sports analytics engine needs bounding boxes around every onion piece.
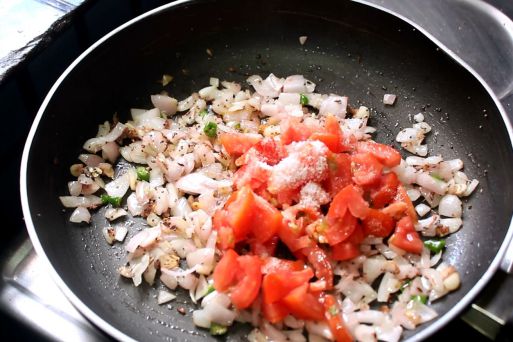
[319,95,347,117]
[83,122,126,153]
[68,181,82,196]
[438,194,462,218]
[416,172,447,195]
[176,172,232,195]
[115,226,128,242]
[151,94,178,115]
[157,290,176,305]
[69,206,91,223]
[105,208,128,221]
[60,195,102,208]
[78,154,104,167]
[383,94,396,105]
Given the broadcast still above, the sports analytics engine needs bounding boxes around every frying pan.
[19,0,513,340]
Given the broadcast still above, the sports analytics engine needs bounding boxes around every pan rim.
[19,0,513,341]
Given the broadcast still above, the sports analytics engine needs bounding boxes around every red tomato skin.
[325,211,358,246]
[394,184,418,223]
[213,249,239,292]
[252,193,282,243]
[219,132,262,157]
[310,132,344,153]
[280,118,316,145]
[331,241,360,261]
[262,268,314,304]
[282,284,325,321]
[362,208,395,237]
[324,295,353,342]
[351,153,383,186]
[302,245,333,289]
[255,137,287,165]
[230,255,263,309]
[370,172,400,209]
[323,153,352,197]
[262,301,289,323]
[226,187,255,242]
[356,141,401,168]
[328,185,369,221]
[389,216,423,254]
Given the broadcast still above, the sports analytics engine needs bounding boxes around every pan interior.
[24,0,513,340]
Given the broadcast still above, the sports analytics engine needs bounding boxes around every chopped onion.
[319,95,347,117]
[415,203,431,217]
[69,206,91,223]
[157,290,176,305]
[83,122,126,153]
[192,309,211,329]
[416,172,447,195]
[105,173,130,198]
[151,94,178,115]
[115,226,128,242]
[438,194,462,218]
[383,94,396,105]
[68,181,82,196]
[439,217,463,234]
[101,141,120,164]
[60,195,101,208]
[78,154,104,167]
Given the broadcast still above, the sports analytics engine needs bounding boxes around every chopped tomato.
[328,185,369,221]
[252,137,287,165]
[217,225,236,250]
[362,208,395,237]
[262,268,314,303]
[213,249,239,292]
[214,187,281,248]
[224,187,255,242]
[261,257,305,274]
[282,283,325,321]
[370,172,400,209]
[278,219,312,252]
[331,241,360,261]
[323,152,352,197]
[310,132,343,153]
[262,300,289,323]
[356,141,401,168]
[347,224,365,245]
[230,255,262,309]
[324,211,358,246]
[280,118,315,145]
[219,132,262,157]
[351,152,383,186]
[389,216,423,254]
[252,194,283,243]
[275,187,301,206]
[302,245,333,289]
[395,184,418,223]
[233,163,270,193]
[324,294,353,342]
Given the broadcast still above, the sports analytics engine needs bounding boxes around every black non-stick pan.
[20,0,513,341]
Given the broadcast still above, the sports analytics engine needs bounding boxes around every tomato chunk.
[356,141,401,168]
[370,172,400,209]
[323,152,352,197]
[219,132,262,157]
[225,187,255,242]
[362,208,395,237]
[230,255,263,309]
[394,184,418,223]
[282,284,325,321]
[262,268,314,304]
[262,300,289,323]
[324,211,358,246]
[331,241,360,261]
[302,245,333,290]
[324,294,353,342]
[213,249,239,292]
[252,194,282,243]
[389,216,423,254]
[328,185,369,222]
[280,118,315,145]
[351,153,383,186]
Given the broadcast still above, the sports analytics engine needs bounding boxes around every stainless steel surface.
[0,237,107,341]
[4,0,513,340]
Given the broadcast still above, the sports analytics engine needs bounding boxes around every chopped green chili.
[210,323,228,335]
[411,294,428,304]
[424,239,446,253]
[101,194,122,207]
[136,166,150,181]
[204,122,218,138]
[300,94,309,106]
